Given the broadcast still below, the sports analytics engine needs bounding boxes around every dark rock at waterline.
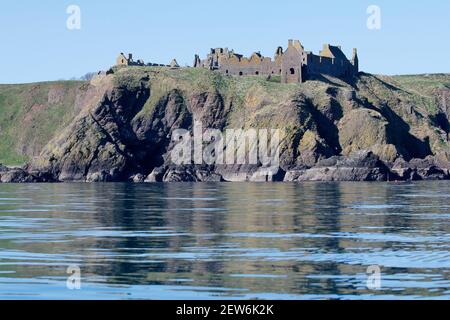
[145,166,167,183]
[0,167,55,183]
[5,153,450,184]
[0,169,31,183]
[130,173,146,183]
[391,157,450,181]
[284,151,390,181]
[161,165,223,183]
[142,165,284,183]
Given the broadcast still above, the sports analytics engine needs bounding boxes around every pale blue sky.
[1,0,449,83]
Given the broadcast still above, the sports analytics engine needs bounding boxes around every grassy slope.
[390,74,450,95]
[0,81,86,165]
[383,74,450,114]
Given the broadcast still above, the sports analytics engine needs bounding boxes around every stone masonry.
[116,39,359,84]
[193,39,359,83]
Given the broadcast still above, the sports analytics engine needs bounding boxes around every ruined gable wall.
[281,46,303,83]
[116,54,129,66]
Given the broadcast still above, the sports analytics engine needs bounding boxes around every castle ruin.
[193,39,359,83]
[116,53,146,67]
[116,53,172,67]
[115,39,359,84]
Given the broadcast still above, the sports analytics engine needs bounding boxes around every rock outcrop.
[284,151,390,182]
[0,165,54,183]
[1,68,450,183]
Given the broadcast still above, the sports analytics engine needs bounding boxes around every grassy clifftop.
[0,81,87,165]
[0,75,114,166]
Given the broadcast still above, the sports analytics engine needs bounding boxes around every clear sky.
[1,0,449,83]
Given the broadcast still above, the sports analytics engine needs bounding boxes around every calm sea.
[0,182,449,300]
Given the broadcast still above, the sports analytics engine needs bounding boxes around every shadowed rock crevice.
[304,96,343,156]
[131,89,193,176]
[29,81,151,181]
[430,112,450,136]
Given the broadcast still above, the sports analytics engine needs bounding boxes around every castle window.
[290,68,295,75]
[255,71,259,75]
[226,70,229,74]
[239,72,243,76]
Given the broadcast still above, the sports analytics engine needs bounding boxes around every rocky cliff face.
[1,67,450,182]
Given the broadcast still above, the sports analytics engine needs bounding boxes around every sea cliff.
[1,67,450,182]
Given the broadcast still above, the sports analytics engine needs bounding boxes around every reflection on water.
[0,182,449,300]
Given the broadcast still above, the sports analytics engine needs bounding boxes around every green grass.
[356,73,450,116]
[386,74,450,102]
[391,74,450,92]
[0,81,86,166]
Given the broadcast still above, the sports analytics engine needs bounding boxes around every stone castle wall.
[194,40,359,83]
[116,39,359,84]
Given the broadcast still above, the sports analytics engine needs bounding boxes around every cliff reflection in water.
[0,182,449,299]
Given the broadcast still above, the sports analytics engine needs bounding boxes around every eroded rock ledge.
[2,151,449,183]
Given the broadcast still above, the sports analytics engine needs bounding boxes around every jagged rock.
[161,166,223,182]
[294,167,386,182]
[249,166,285,182]
[145,167,166,183]
[31,83,151,182]
[130,173,145,183]
[338,109,400,162]
[298,130,334,167]
[392,156,449,180]
[285,151,389,181]
[27,170,56,183]
[163,167,199,182]
[214,165,261,182]
[195,168,223,182]
[391,158,415,180]
[0,168,54,183]
[282,163,310,181]
[86,170,113,182]
[0,169,32,183]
